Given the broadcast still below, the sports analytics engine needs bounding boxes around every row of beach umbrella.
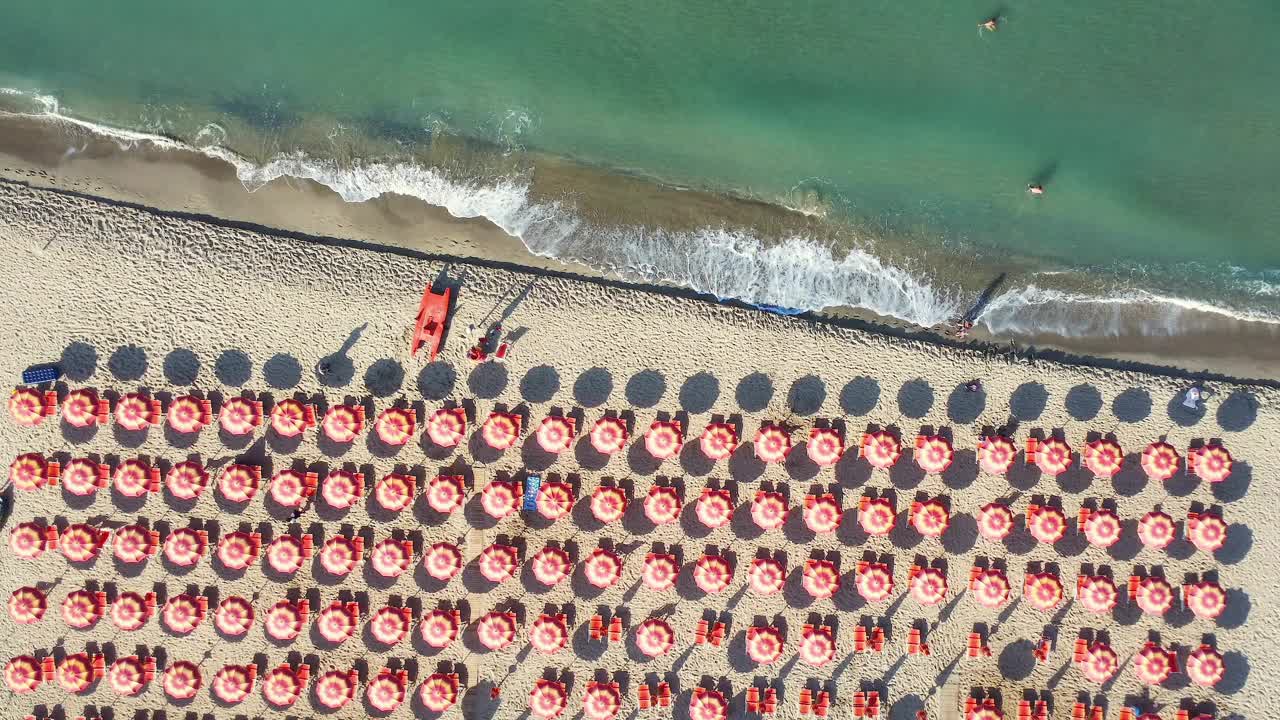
[9,387,1236,484]
[1074,639,1226,688]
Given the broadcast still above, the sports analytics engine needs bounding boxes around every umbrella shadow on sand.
[315,324,365,388]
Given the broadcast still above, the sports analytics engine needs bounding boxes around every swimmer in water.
[1027,184,1045,196]
[980,17,999,31]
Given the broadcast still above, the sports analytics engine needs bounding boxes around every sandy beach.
[0,174,1273,720]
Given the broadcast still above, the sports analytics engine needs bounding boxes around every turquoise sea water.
[2,1,1279,336]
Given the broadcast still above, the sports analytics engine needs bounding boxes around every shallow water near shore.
[1,0,1279,346]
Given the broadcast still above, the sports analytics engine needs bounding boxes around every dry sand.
[0,181,1274,720]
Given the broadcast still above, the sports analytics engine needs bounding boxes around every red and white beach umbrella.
[1141,441,1180,480]
[536,416,575,453]
[217,531,260,571]
[583,681,622,720]
[807,427,844,467]
[321,404,364,443]
[111,591,152,631]
[1135,577,1175,616]
[694,554,733,594]
[366,670,407,713]
[61,588,104,629]
[799,625,836,667]
[1076,575,1118,614]
[62,458,105,496]
[108,656,148,696]
[321,469,363,509]
[1137,510,1176,549]
[803,559,841,599]
[426,474,465,514]
[862,430,902,469]
[1083,509,1122,548]
[319,535,361,576]
[265,600,306,641]
[218,463,260,504]
[369,605,411,645]
[371,538,412,578]
[584,548,623,588]
[690,689,729,720]
[63,388,107,427]
[1083,439,1124,478]
[56,653,96,694]
[375,472,415,512]
[5,655,41,694]
[262,665,303,708]
[269,469,308,508]
[270,398,314,437]
[60,523,106,562]
[1027,505,1067,544]
[316,602,359,644]
[645,420,683,460]
[8,521,47,560]
[166,460,208,500]
[977,435,1016,475]
[531,546,572,587]
[754,424,792,463]
[916,435,954,474]
[8,586,47,624]
[643,552,679,591]
[530,679,569,720]
[213,665,255,704]
[476,611,518,651]
[426,407,467,447]
[645,484,682,525]
[1184,580,1227,620]
[113,523,155,564]
[374,406,416,446]
[420,608,461,648]
[9,453,53,491]
[8,388,49,427]
[529,613,568,655]
[746,625,785,664]
[162,661,202,701]
[1188,512,1228,553]
[219,397,262,436]
[1186,645,1225,687]
[700,422,738,461]
[696,488,734,529]
[112,458,155,497]
[805,494,843,534]
[859,497,896,536]
[265,534,307,575]
[590,417,628,455]
[748,557,787,596]
[1193,444,1232,483]
[635,617,675,657]
[481,480,519,519]
[591,485,627,524]
[912,498,950,538]
[857,562,895,603]
[911,567,948,606]
[419,673,460,713]
[751,490,789,531]
[538,481,575,521]
[478,543,520,583]
[970,569,1010,609]
[481,412,521,450]
[1024,572,1064,612]
[1133,643,1175,686]
[1036,438,1073,476]
[215,596,254,637]
[423,541,463,581]
[1078,642,1118,684]
[115,392,158,431]
[162,593,206,634]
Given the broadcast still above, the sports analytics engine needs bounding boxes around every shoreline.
[0,112,1277,383]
